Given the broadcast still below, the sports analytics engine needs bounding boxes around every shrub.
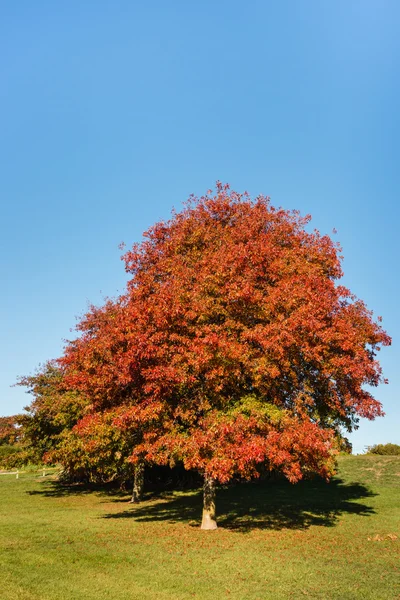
[367,443,400,455]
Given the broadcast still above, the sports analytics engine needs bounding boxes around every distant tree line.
[367,443,400,455]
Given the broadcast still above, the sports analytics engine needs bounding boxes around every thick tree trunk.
[130,461,145,503]
[201,474,217,530]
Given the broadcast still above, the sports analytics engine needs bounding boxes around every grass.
[0,456,399,600]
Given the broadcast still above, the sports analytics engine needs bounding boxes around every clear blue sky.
[1,1,398,454]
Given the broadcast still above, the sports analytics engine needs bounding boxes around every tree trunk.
[201,474,217,530]
[130,461,145,503]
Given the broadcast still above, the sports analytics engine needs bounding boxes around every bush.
[0,444,31,469]
[367,443,400,456]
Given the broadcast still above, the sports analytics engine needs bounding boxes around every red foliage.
[139,404,336,484]
[60,184,390,484]
[0,416,20,446]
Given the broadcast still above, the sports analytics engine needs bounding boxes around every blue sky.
[1,1,398,453]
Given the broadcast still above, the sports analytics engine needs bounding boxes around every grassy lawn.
[0,455,399,600]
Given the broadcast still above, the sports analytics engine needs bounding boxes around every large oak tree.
[61,184,390,529]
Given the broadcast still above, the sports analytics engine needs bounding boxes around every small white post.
[16,470,19,479]
[42,469,45,477]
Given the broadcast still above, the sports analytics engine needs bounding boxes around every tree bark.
[130,461,145,503]
[201,474,217,530]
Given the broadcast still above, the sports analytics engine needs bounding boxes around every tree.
[61,183,390,529]
[50,408,135,486]
[16,361,89,465]
[16,362,137,489]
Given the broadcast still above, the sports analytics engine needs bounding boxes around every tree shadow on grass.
[26,465,202,502]
[103,477,377,533]
[26,476,376,533]
[27,481,130,500]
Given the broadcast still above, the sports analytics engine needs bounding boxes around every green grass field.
[0,455,399,599]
